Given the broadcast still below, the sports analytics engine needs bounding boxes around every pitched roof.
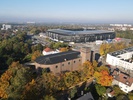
[112,70,133,86]
[35,50,80,65]
[43,47,52,52]
[76,92,94,100]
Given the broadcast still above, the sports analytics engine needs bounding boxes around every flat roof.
[110,46,133,56]
[47,29,114,35]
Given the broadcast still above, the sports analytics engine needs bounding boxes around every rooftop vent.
[124,76,127,79]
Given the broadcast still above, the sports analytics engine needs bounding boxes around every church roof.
[35,50,80,65]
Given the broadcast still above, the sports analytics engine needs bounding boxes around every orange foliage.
[31,50,41,61]
[0,70,12,98]
[9,61,20,68]
[60,47,68,52]
[94,70,113,86]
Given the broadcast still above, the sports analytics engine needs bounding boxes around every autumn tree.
[63,71,80,88]
[40,73,60,94]
[94,70,112,86]
[92,60,98,70]
[60,47,68,52]
[95,66,109,72]
[21,79,45,100]
[31,50,41,61]
[0,62,33,99]
[99,42,129,56]
[81,61,94,80]
[99,43,111,56]
[0,69,12,98]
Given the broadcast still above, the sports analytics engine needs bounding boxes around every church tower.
[80,47,91,64]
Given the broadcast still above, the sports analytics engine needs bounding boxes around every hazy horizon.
[0,0,133,24]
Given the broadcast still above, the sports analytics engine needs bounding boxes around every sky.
[0,0,133,23]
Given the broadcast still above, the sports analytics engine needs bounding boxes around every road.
[69,77,95,89]
[32,35,50,46]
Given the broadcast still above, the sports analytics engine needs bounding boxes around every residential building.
[42,47,59,55]
[112,70,133,93]
[106,46,133,75]
[1,24,11,30]
[130,28,133,31]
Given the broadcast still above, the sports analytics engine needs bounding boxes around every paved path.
[69,77,95,89]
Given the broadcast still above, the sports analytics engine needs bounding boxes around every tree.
[128,92,133,100]
[99,43,111,56]
[95,66,109,73]
[64,72,76,87]
[95,84,106,96]
[69,87,77,98]
[30,27,36,34]
[44,95,56,100]
[63,71,80,88]
[0,62,33,99]
[99,42,129,56]
[49,42,68,50]
[60,47,68,52]
[113,85,125,97]
[82,61,94,79]
[31,50,41,61]
[0,69,12,98]
[22,79,45,100]
[116,30,133,42]
[31,44,43,53]
[7,65,32,99]
[41,73,60,94]
[94,70,112,86]
[0,32,32,70]
[92,60,98,70]
[116,94,129,100]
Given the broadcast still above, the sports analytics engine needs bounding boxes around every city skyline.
[0,0,133,23]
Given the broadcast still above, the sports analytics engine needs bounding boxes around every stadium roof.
[35,50,80,65]
[47,29,114,35]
